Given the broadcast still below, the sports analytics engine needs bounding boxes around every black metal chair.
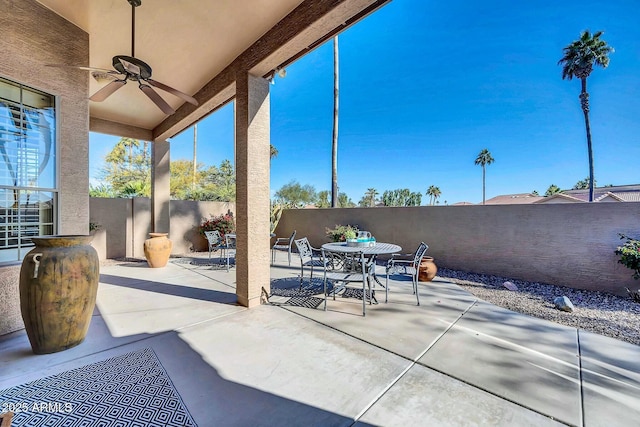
[385,242,429,305]
[204,230,223,260]
[294,237,332,288]
[271,230,296,266]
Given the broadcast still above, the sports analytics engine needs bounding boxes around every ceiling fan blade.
[46,64,116,74]
[139,84,175,115]
[90,80,127,102]
[146,79,199,106]
[118,57,141,76]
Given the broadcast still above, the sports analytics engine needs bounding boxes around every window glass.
[0,77,56,262]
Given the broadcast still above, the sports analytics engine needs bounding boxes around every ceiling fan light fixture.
[91,71,115,83]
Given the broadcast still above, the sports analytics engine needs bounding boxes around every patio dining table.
[320,242,401,257]
[321,242,401,304]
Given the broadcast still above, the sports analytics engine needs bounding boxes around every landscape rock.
[503,281,518,291]
[554,296,574,312]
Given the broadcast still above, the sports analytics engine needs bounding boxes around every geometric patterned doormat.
[0,348,197,426]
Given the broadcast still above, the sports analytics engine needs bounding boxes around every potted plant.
[615,233,640,302]
[325,224,359,243]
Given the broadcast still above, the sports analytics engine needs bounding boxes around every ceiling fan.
[48,0,198,115]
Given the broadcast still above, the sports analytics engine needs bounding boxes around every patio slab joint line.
[578,329,585,427]
[349,299,479,425]
[174,307,248,332]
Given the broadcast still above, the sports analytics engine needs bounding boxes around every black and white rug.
[0,348,197,426]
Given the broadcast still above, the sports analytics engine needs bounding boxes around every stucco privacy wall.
[275,204,640,296]
[89,198,236,259]
[0,0,89,336]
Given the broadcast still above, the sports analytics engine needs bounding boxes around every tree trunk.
[331,36,339,208]
[193,123,197,190]
[482,165,486,205]
[580,78,594,202]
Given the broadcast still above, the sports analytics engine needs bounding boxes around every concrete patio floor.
[1,252,639,426]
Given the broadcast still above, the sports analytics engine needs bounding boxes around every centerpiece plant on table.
[326,224,359,242]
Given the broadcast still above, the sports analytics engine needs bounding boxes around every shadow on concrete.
[157,330,375,427]
[99,274,238,305]
[1,307,374,426]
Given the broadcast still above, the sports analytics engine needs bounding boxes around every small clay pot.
[418,256,437,282]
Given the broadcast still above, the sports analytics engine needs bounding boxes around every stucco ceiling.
[36,0,304,130]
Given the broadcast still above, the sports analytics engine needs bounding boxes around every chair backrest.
[294,237,313,260]
[204,230,221,245]
[413,242,429,267]
[288,230,297,245]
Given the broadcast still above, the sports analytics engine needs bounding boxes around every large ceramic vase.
[19,235,100,354]
[143,232,172,268]
[418,256,438,282]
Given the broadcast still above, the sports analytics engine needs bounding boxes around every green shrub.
[615,234,640,280]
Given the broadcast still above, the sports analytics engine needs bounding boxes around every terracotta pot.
[144,232,172,268]
[19,235,99,354]
[418,256,437,282]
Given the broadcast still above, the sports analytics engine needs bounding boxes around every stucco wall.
[0,0,90,336]
[0,266,22,335]
[275,204,640,296]
[90,198,133,259]
[0,0,91,234]
[171,200,235,253]
[88,198,235,259]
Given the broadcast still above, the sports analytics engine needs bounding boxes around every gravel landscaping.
[437,267,640,346]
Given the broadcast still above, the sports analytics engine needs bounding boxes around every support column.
[151,140,171,234]
[235,72,271,307]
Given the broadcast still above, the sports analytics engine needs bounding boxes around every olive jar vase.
[143,232,172,268]
[19,235,100,354]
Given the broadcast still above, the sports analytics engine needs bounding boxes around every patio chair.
[223,233,236,272]
[294,237,331,288]
[321,248,376,316]
[386,242,429,306]
[271,230,296,266]
[204,230,223,260]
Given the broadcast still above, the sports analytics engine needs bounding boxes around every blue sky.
[90,0,640,204]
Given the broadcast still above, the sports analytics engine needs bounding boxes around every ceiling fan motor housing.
[113,55,152,79]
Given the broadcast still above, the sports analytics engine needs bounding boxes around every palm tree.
[426,185,442,205]
[432,186,441,205]
[426,185,435,205]
[559,30,613,202]
[474,149,494,205]
[192,123,197,190]
[364,188,378,207]
[331,36,339,208]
